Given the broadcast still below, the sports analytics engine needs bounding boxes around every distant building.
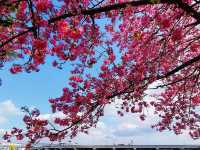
[1,144,199,150]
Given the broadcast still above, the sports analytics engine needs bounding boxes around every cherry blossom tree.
[1,0,200,148]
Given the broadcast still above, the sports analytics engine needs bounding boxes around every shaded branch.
[158,54,200,79]
[27,0,37,37]
[49,0,200,24]
[0,27,34,48]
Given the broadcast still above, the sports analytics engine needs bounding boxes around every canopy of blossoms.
[0,0,200,148]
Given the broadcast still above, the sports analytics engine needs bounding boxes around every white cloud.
[0,129,5,135]
[0,100,21,125]
[0,100,20,116]
[38,111,65,121]
[70,94,200,145]
[0,117,7,124]
[120,122,138,129]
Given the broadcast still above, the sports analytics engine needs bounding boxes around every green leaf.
[0,16,13,27]
[150,0,160,4]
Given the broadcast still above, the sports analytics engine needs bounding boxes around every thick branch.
[171,0,200,22]
[49,0,200,23]
[49,0,162,23]
[159,54,200,79]
[105,54,200,100]
[27,0,37,37]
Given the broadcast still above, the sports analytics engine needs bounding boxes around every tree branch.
[0,27,34,48]
[27,0,37,38]
[49,0,161,23]
[158,54,200,79]
[171,0,200,23]
[49,0,200,24]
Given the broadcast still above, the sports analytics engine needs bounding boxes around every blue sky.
[0,60,69,111]
[0,60,69,129]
